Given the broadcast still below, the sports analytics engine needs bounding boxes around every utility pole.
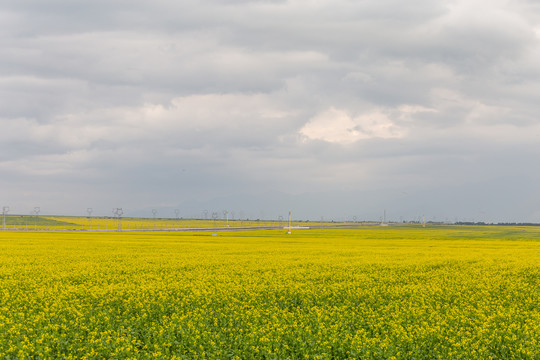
[152,209,157,229]
[175,209,180,229]
[287,210,292,234]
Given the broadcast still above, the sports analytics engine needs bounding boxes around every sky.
[1,0,540,222]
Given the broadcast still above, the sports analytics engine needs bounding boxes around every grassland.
[0,225,538,359]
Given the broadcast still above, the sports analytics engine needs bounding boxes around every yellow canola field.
[41,216,332,230]
[0,226,539,359]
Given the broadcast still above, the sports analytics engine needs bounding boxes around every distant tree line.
[456,221,540,226]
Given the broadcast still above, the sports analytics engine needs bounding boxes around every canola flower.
[0,225,538,359]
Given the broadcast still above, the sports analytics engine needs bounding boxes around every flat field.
[1,215,335,230]
[0,226,539,359]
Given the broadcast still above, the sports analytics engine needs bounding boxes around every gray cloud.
[1,0,540,221]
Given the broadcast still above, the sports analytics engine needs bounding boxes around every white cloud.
[300,107,408,144]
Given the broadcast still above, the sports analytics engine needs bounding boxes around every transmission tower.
[113,208,123,231]
[2,206,9,230]
[34,207,40,231]
[87,208,93,230]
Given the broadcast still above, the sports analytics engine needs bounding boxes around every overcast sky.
[1,0,540,222]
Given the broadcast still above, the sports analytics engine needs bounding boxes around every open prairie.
[0,226,538,359]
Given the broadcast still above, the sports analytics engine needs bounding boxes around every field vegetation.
[1,215,345,230]
[0,225,538,359]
